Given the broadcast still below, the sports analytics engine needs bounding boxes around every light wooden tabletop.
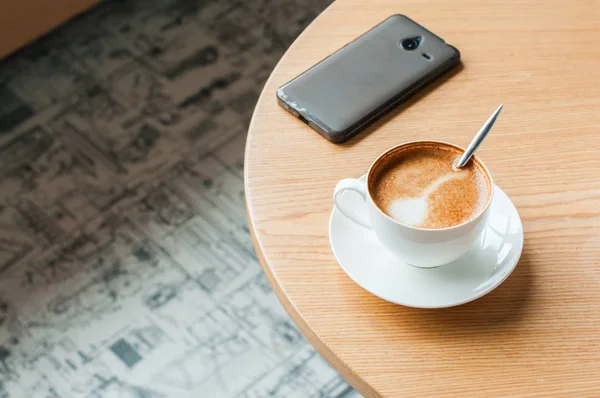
[244,0,600,396]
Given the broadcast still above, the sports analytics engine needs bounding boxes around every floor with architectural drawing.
[0,0,361,396]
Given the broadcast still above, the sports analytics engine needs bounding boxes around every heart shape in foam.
[386,170,468,226]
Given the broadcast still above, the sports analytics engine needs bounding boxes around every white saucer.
[329,176,524,308]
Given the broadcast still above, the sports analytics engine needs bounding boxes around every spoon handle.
[455,104,504,168]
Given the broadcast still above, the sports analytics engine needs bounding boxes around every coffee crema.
[369,142,491,229]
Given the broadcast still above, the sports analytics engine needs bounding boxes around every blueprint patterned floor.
[0,0,361,396]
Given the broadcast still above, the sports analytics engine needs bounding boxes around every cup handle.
[333,178,371,229]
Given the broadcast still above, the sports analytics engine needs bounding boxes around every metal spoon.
[454,104,504,169]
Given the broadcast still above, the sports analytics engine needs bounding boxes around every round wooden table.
[245,0,600,396]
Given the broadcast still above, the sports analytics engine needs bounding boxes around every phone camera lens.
[401,36,422,51]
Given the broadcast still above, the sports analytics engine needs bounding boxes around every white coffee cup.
[333,141,494,268]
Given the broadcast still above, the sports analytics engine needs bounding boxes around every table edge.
[244,3,381,395]
[244,200,378,397]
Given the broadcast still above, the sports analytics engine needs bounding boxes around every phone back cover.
[277,15,459,139]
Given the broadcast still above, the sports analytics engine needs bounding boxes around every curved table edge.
[243,4,380,394]
[244,202,378,398]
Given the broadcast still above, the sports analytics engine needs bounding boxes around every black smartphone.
[276,15,461,143]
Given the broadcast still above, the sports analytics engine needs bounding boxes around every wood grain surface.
[244,0,600,396]
[0,0,98,59]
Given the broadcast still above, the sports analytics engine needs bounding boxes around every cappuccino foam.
[370,143,491,229]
